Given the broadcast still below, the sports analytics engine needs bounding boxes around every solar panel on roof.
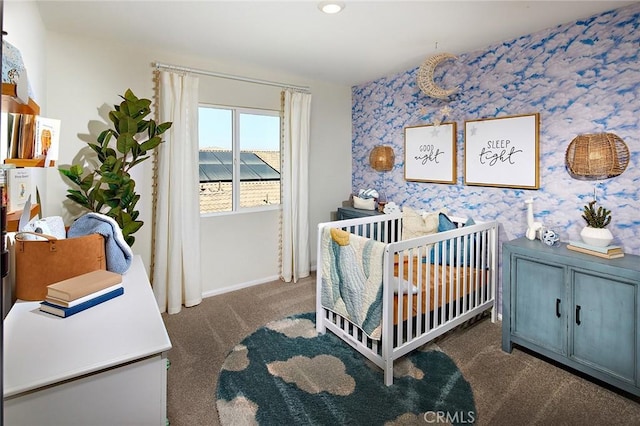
[199,151,279,182]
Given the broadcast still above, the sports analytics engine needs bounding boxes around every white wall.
[3,1,46,108]
[5,11,352,297]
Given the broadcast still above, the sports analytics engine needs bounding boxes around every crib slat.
[424,250,432,333]
[396,252,405,348]
[448,237,455,322]
[416,245,424,337]
[406,248,414,341]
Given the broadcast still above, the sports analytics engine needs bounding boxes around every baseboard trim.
[202,275,281,299]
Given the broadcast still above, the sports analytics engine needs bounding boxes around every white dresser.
[3,255,172,425]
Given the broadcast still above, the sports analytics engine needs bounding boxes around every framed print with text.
[404,122,457,184]
[464,113,540,189]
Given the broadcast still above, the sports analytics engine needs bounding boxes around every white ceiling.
[36,0,638,86]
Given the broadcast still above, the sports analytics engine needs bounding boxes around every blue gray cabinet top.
[503,237,640,279]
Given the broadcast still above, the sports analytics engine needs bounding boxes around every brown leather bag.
[14,233,106,301]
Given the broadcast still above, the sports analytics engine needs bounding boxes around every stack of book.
[40,270,124,318]
[566,240,624,259]
[1,112,61,167]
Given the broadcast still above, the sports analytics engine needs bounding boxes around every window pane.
[199,108,232,150]
[198,107,281,213]
[199,107,232,213]
[238,113,280,209]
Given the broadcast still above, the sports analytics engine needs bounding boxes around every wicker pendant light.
[369,146,395,172]
[565,133,629,180]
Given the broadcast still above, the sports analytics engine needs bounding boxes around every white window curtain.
[152,70,202,314]
[280,90,312,282]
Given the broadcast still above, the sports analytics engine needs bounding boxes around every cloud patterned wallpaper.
[352,4,639,260]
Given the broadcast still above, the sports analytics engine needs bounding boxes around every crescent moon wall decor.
[417,53,458,100]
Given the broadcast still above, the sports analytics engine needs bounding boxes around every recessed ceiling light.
[318,2,345,14]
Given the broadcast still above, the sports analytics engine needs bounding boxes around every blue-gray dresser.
[502,237,640,397]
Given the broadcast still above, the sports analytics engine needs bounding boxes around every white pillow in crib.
[401,206,447,240]
[393,277,419,294]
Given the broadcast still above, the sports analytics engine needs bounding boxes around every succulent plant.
[582,200,611,229]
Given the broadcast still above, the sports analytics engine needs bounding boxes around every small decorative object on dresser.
[540,228,560,247]
[353,188,379,211]
[580,200,613,247]
[382,201,400,214]
[353,196,375,210]
[524,198,543,241]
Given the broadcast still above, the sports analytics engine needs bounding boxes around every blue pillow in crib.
[428,213,476,265]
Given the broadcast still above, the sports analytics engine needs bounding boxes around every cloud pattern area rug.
[216,313,476,425]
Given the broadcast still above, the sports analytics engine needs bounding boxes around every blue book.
[40,286,124,318]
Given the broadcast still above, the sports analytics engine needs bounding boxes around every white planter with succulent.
[580,200,613,247]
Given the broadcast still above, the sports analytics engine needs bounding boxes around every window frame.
[199,103,282,217]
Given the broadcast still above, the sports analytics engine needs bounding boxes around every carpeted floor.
[162,273,640,425]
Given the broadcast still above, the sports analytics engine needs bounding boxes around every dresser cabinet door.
[571,270,636,383]
[511,256,567,355]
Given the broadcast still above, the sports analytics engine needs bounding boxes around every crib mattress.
[393,256,488,323]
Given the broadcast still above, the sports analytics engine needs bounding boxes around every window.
[198,105,281,213]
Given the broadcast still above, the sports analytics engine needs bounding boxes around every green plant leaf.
[70,164,84,175]
[156,122,173,134]
[87,143,103,157]
[140,136,162,152]
[109,110,123,126]
[98,129,115,146]
[79,173,96,192]
[59,168,81,183]
[121,188,136,207]
[118,116,138,135]
[147,121,156,137]
[116,133,136,154]
[123,219,143,236]
[128,194,140,214]
[66,191,89,207]
[123,88,137,101]
[130,141,141,158]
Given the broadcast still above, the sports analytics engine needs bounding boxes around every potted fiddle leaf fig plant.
[59,89,172,247]
[580,200,613,247]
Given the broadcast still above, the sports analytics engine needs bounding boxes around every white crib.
[316,212,499,386]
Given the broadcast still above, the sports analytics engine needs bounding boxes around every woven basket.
[565,133,629,180]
